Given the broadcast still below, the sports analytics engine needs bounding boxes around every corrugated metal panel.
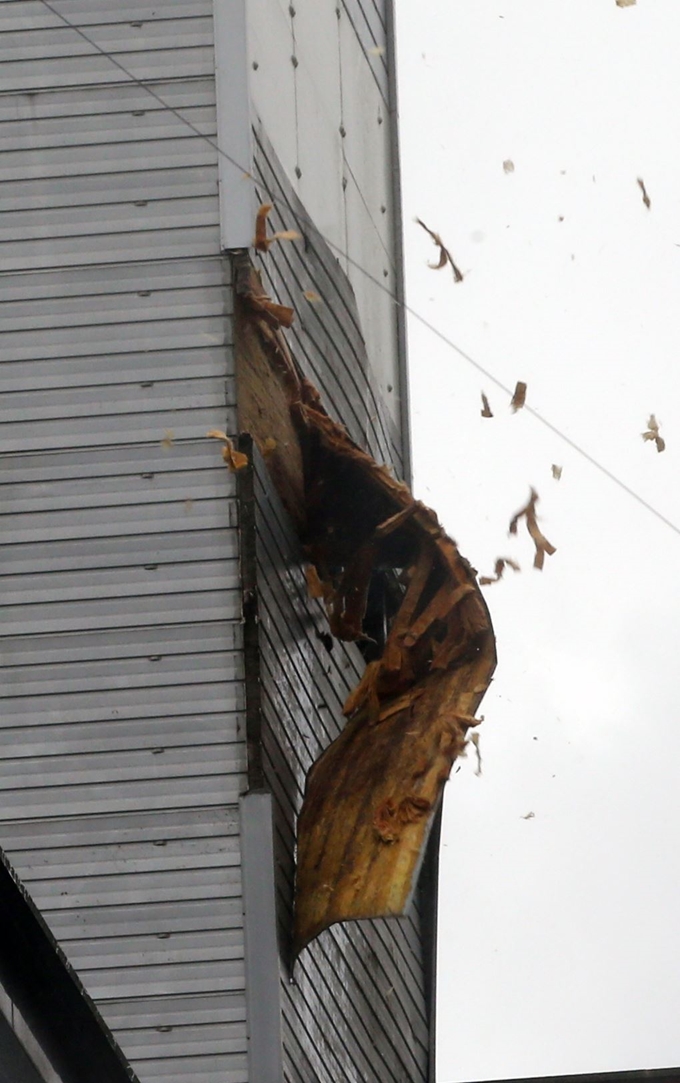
[0,5,248,1077]
[251,450,430,1082]
[252,130,404,475]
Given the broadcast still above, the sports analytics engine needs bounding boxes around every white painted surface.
[246,0,401,421]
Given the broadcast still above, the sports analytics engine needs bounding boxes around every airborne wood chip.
[160,429,175,450]
[503,159,515,174]
[641,414,665,453]
[415,217,464,283]
[551,464,563,480]
[469,732,482,776]
[616,0,636,6]
[254,203,301,251]
[509,488,556,570]
[303,289,322,304]
[510,380,527,412]
[637,177,651,209]
[480,392,493,418]
[206,429,249,471]
[479,557,520,586]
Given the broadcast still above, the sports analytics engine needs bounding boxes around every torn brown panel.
[231,251,497,957]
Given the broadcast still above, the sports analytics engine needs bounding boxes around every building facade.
[1,1,434,1080]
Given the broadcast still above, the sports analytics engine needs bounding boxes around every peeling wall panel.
[251,450,430,1082]
[252,132,403,475]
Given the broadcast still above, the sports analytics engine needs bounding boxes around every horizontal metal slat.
[11,833,238,878]
[0,105,216,151]
[0,622,241,667]
[0,742,243,790]
[0,404,237,452]
[112,1020,247,1061]
[3,375,229,418]
[0,774,245,822]
[0,76,216,123]
[0,807,239,851]
[0,715,243,760]
[126,1055,247,1083]
[1,1,213,34]
[44,897,244,940]
[0,348,233,394]
[1,678,244,725]
[73,958,245,1001]
[0,137,217,182]
[2,647,240,697]
[0,196,220,249]
[0,166,217,217]
[101,993,245,1030]
[0,256,226,302]
[2,463,236,514]
[0,284,228,334]
[0,222,221,273]
[0,439,232,483]
[4,18,215,61]
[66,929,243,971]
[3,47,216,93]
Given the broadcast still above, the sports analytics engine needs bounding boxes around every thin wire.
[34,0,680,539]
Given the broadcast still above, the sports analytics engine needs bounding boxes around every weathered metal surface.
[235,256,496,957]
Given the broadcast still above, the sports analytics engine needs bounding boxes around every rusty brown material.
[233,254,497,957]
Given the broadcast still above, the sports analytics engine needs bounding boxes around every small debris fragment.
[479,557,520,586]
[303,289,322,304]
[480,392,494,418]
[415,217,464,282]
[161,429,175,450]
[368,44,386,56]
[510,380,527,412]
[641,414,665,453]
[521,811,535,820]
[206,429,249,471]
[616,0,636,7]
[509,488,556,570]
[470,731,482,776]
[305,564,325,599]
[262,437,278,456]
[502,159,515,174]
[254,203,301,251]
[551,464,563,481]
[637,177,651,210]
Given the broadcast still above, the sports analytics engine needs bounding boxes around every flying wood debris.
[481,393,494,418]
[233,250,496,956]
[469,731,482,776]
[642,414,665,453]
[616,0,636,6]
[303,289,322,304]
[160,429,174,450]
[637,178,651,209]
[521,811,535,820]
[206,429,249,471]
[510,381,527,412]
[509,488,556,570]
[415,217,464,283]
[503,159,515,174]
[479,557,520,586]
[551,464,563,480]
[253,202,301,252]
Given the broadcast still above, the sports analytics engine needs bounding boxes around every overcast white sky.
[395,2,680,1080]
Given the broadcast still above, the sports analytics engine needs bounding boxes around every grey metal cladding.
[0,6,247,1081]
[341,0,389,103]
[253,455,430,1083]
[252,130,405,477]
